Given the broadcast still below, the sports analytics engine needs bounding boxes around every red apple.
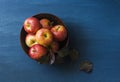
[29,44,47,60]
[25,34,37,47]
[50,41,59,53]
[36,28,53,47]
[51,25,67,41]
[40,18,51,29]
[24,17,41,34]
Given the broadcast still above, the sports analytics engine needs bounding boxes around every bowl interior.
[20,13,69,55]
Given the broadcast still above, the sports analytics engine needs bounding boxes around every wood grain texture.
[0,0,120,82]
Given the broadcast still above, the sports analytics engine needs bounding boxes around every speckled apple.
[35,28,53,47]
[29,44,47,60]
[40,18,51,29]
[24,17,41,34]
[25,34,37,47]
[51,25,67,41]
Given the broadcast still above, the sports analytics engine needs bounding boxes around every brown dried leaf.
[80,60,93,73]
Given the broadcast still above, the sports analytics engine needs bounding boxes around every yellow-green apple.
[25,34,37,47]
[29,44,47,60]
[51,25,67,41]
[36,28,53,47]
[24,17,41,34]
[40,18,51,29]
[50,41,59,53]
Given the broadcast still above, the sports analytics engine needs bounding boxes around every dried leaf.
[80,60,93,73]
[57,48,70,57]
[37,55,49,64]
[55,55,64,64]
[69,49,79,61]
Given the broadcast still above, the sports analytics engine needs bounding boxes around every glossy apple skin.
[50,41,59,53]
[24,17,41,34]
[40,18,51,29]
[25,34,37,47]
[29,44,47,60]
[51,25,67,41]
[36,28,53,47]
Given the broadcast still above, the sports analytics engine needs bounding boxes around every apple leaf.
[69,49,79,61]
[80,60,93,73]
[57,48,70,57]
[37,55,49,64]
[37,48,80,64]
[55,55,64,64]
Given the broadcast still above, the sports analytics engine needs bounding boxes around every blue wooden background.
[0,0,120,82]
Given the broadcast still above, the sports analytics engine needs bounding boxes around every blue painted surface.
[0,0,120,82]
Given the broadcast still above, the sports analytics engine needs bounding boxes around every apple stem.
[44,34,47,38]
[56,26,60,31]
[49,22,54,27]
[27,24,30,27]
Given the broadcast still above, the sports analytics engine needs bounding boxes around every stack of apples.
[23,16,68,63]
